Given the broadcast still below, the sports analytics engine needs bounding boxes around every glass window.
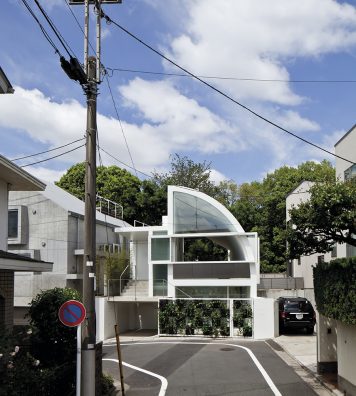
[153,264,168,296]
[176,286,227,298]
[173,192,235,234]
[153,231,168,235]
[151,238,170,261]
[344,164,356,181]
[229,286,250,298]
[8,209,18,238]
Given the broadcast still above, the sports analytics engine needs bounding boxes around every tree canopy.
[287,180,356,259]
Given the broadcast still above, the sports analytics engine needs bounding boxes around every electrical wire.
[11,137,85,161]
[20,0,62,56]
[21,143,85,167]
[34,0,75,59]
[106,67,356,84]
[98,144,151,178]
[100,13,355,166]
[105,75,138,177]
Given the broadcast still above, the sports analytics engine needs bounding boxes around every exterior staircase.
[120,280,149,298]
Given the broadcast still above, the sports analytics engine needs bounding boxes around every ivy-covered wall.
[158,299,253,337]
[313,257,356,325]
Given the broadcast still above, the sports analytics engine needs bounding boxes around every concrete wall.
[317,314,337,373]
[96,298,158,341]
[337,322,356,395]
[0,179,8,250]
[253,297,278,339]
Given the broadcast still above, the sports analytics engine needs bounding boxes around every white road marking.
[103,341,282,396]
[103,358,168,396]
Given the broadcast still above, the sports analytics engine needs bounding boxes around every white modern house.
[96,185,277,341]
[0,154,52,330]
[8,183,129,324]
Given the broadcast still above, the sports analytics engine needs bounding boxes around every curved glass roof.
[173,191,236,234]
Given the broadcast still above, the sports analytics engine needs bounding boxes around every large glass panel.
[153,264,168,296]
[8,209,18,238]
[151,238,170,261]
[173,192,235,234]
[175,286,227,298]
[229,286,250,298]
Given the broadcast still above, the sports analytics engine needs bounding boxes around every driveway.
[103,339,321,395]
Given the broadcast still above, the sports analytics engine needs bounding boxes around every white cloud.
[163,0,356,105]
[273,110,320,133]
[210,169,228,185]
[26,167,66,183]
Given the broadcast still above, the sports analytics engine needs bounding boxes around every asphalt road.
[103,340,319,396]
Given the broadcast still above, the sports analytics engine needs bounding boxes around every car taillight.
[280,311,286,318]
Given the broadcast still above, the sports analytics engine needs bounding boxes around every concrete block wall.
[0,270,14,330]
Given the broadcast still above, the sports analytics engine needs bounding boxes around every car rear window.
[284,301,312,312]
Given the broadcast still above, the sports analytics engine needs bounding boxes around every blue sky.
[1,0,356,185]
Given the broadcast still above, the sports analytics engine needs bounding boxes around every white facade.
[117,186,260,300]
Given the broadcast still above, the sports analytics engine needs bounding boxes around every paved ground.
[103,338,325,395]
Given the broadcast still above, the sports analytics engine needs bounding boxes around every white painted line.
[103,358,168,396]
[110,341,282,396]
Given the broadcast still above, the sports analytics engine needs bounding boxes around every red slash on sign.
[58,300,86,327]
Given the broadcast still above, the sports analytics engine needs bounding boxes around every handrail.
[120,264,130,295]
[133,220,149,227]
[155,279,193,298]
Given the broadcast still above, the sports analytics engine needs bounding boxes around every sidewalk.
[273,334,342,395]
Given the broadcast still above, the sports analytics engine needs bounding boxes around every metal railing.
[258,277,304,290]
[96,194,123,219]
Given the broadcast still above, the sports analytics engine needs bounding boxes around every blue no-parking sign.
[58,300,86,327]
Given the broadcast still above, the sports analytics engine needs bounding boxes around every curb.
[267,339,343,396]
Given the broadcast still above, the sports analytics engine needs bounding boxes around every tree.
[152,154,219,197]
[230,160,335,272]
[287,180,356,259]
[56,162,142,224]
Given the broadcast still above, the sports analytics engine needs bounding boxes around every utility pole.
[81,54,97,396]
[67,1,121,394]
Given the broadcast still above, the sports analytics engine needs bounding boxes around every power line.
[98,145,152,178]
[100,13,355,166]
[106,67,356,84]
[21,144,85,167]
[11,137,85,161]
[20,0,62,56]
[105,75,138,177]
[34,0,75,58]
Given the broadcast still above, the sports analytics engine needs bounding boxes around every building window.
[151,238,170,261]
[153,264,168,296]
[317,255,325,264]
[175,286,250,299]
[297,257,301,266]
[8,209,18,238]
[331,245,337,258]
[344,164,356,181]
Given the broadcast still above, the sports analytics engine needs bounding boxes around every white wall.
[136,242,148,280]
[337,321,356,393]
[0,179,8,250]
[317,314,337,368]
[335,127,356,181]
[253,298,278,339]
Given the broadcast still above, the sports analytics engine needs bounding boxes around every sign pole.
[76,324,81,396]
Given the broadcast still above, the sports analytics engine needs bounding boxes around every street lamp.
[0,67,14,94]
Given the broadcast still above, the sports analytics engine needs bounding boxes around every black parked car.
[277,297,316,334]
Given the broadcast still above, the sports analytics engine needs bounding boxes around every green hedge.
[159,299,230,337]
[313,257,356,324]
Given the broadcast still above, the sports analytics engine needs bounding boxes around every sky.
[1,0,356,186]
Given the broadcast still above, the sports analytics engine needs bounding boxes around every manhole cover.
[220,347,234,352]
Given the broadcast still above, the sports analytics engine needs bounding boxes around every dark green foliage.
[183,238,227,261]
[313,257,356,324]
[101,373,115,395]
[159,299,230,337]
[233,300,253,337]
[230,160,335,272]
[287,180,356,259]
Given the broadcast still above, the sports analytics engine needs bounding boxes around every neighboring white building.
[8,183,129,324]
[0,154,52,330]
